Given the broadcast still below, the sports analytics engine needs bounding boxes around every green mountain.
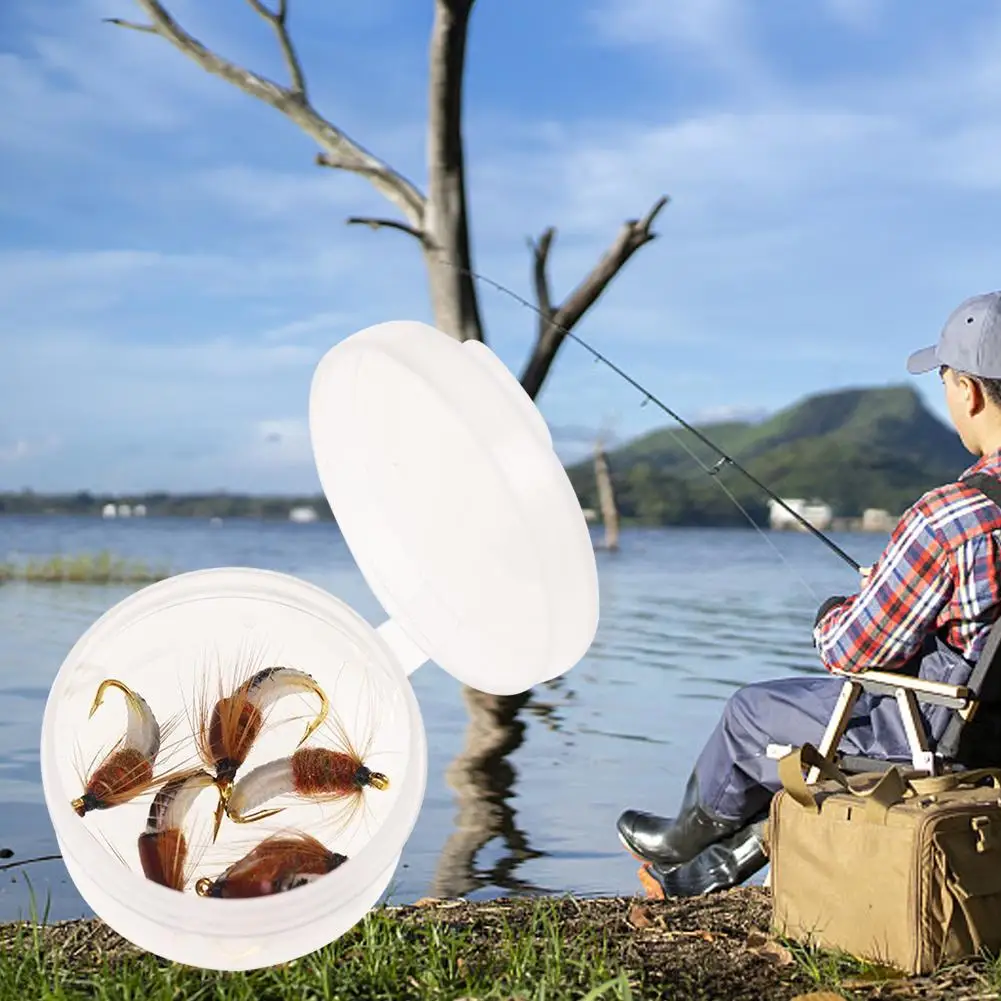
[567,385,973,527]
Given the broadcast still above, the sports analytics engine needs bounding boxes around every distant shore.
[0,492,890,531]
[0,491,336,522]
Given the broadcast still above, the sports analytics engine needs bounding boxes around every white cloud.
[14,331,317,388]
[694,405,769,425]
[549,423,618,446]
[587,0,772,94]
[521,111,907,237]
[580,1,1001,204]
[250,419,314,466]
[258,310,357,343]
[594,0,741,49]
[0,0,238,160]
[823,0,887,32]
[0,250,220,316]
[0,436,60,463]
[0,243,389,339]
[187,165,361,221]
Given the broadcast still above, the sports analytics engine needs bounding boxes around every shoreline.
[0,888,993,999]
[0,511,888,532]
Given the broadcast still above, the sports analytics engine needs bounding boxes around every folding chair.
[764,614,1001,782]
[806,615,1001,781]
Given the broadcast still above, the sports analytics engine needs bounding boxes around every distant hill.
[566,385,972,527]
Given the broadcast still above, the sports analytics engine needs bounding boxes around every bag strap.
[934,471,1001,761]
[962,472,1001,509]
[777,744,909,822]
[777,743,849,805]
[906,768,1001,795]
[778,744,1001,820]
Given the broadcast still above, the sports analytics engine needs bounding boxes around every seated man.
[616,290,1001,899]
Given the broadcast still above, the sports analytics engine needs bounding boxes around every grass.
[0,897,638,1001]
[786,937,1001,1000]
[0,551,170,584]
[4,887,1001,1000]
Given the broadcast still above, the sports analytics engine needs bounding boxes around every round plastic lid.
[309,321,599,695]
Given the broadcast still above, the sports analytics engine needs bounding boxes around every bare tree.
[107,0,668,897]
[107,0,668,394]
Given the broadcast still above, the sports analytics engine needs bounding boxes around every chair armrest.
[829,669,972,710]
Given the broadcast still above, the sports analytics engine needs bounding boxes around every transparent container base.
[41,569,427,970]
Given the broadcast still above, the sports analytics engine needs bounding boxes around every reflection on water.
[0,516,888,920]
[431,686,546,897]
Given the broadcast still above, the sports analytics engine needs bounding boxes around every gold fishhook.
[89,678,139,719]
[296,677,329,749]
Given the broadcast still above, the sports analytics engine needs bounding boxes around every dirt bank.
[1,887,995,1000]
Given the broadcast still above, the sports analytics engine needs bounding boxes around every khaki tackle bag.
[768,742,1001,974]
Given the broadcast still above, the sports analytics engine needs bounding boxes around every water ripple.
[0,516,889,919]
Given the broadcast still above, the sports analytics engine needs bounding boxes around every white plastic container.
[39,320,599,971]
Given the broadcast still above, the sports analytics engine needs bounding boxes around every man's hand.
[859,565,872,586]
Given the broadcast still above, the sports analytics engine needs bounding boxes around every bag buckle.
[972,816,992,854]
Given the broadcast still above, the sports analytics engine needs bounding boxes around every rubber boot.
[616,772,744,867]
[639,819,768,900]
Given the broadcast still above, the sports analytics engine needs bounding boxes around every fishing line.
[433,257,861,596]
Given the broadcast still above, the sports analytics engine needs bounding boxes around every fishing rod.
[435,257,862,574]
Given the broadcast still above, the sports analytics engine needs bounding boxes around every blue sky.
[2,0,999,493]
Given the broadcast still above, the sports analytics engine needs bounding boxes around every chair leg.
[894,687,936,775]
[807,679,861,783]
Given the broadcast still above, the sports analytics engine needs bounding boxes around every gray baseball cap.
[908,291,1001,378]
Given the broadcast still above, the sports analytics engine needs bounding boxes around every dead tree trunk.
[594,439,620,552]
[422,0,484,344]
[109,0,667,899]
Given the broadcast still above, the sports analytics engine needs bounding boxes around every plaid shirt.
[813,449,1001,673]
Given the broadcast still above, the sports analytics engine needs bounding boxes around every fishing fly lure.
[137,769,217,892]
[71,679,180,817]
[226,746,389,825]
[195,831,348,899]
[190,661,330,839]
[225,704,390,829]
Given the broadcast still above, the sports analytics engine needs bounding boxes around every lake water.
[0,515,889,922]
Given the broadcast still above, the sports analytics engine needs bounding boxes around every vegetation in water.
[0,551,170,584]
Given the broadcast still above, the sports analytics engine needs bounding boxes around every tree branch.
[102,17,158,33]
[346,216,428,243]
[242,0,306,97]
[529,228,556,341]
[518,195,670,400]
[115,1,426,226]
